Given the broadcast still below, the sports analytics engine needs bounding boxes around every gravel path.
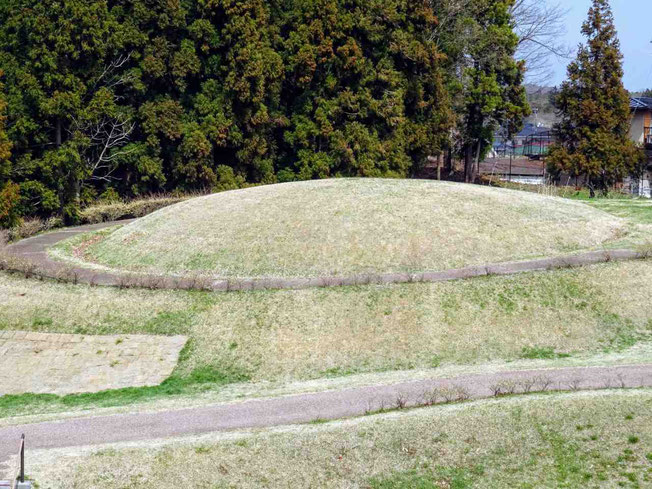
[4,221,647,291]
[1,364,651,469]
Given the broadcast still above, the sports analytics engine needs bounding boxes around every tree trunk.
[473,140,482,182]
[56,117,65,214]
[56,118,62,148]
[464,144,473,183]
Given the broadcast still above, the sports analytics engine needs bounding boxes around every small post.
[20,435,24,484]
[437,154,442,181]
[509,142,513,182]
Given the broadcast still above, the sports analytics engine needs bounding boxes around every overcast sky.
[550,0,651,90]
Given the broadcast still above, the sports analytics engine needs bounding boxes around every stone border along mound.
[2,220,649,292]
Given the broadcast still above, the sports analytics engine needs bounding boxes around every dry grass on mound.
[33,391,652,488]
[64,179,625,278]
[1,260,651,383]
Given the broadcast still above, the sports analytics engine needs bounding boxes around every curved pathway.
[4,220,648,291]
[1,364,651,468]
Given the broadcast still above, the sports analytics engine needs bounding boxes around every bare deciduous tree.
[69,53,137,186]
[77,114,136,183]
[510,0,572,84]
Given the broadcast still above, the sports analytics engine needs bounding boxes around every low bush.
[2,193,201,242]
[5,217,63,242]
[0,182,21,228]
[480,175,633,200]
[78,194,196,224]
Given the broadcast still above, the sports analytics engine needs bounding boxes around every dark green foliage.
[0,75,17,228]
[275,0,455,180]
[0,181,19,228]
[0,75,10,175]
[456,0,530,182]
[549,0,645,197]
[0,0,528,224]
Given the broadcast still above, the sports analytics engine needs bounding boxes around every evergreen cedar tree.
[549,0,645,197]
[0,73,17,228]
[459,0,530,183]
[0,0,528,225]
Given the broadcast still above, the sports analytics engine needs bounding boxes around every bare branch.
[510,0,572,84]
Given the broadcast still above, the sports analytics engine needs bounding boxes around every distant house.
[629,98,652,197]
[486,99,652,193]
[630,97,652,146]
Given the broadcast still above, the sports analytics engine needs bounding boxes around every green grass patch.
[369,467,476,489]
[536,424,586,485]
[520,346,571,360]
[0,364,250,418]
[587,200,652,225]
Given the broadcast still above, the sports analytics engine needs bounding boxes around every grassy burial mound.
[57,179,625,278]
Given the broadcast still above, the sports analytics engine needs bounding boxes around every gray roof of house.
[630,97,652,110]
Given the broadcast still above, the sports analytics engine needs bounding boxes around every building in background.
[628,98,652,197]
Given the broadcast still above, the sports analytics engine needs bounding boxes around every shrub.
[3,193,199,242]
[0,182,21,228]
[99,187,121,203]
[78,195,193,224]
[6,217,62,242]
[17,180,59,217]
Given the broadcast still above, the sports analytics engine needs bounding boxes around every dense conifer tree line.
[0,0,528,224]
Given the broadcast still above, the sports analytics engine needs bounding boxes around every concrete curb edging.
[2,220,649,292]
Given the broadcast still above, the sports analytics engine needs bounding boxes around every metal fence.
[522,131,554,158]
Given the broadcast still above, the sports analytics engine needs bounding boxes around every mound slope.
[73,179,624,278]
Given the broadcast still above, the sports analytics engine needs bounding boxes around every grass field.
[587,200,652,226]
[488,180,652,226]
[2,260,652,381]
[30,390,652,488]
[51,179,626,278]
[2,184,652,419]
[3,184,652,486]
[1,259,652,400]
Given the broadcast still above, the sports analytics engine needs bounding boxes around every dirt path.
[1,364,651,469]
[4,221,647,292]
